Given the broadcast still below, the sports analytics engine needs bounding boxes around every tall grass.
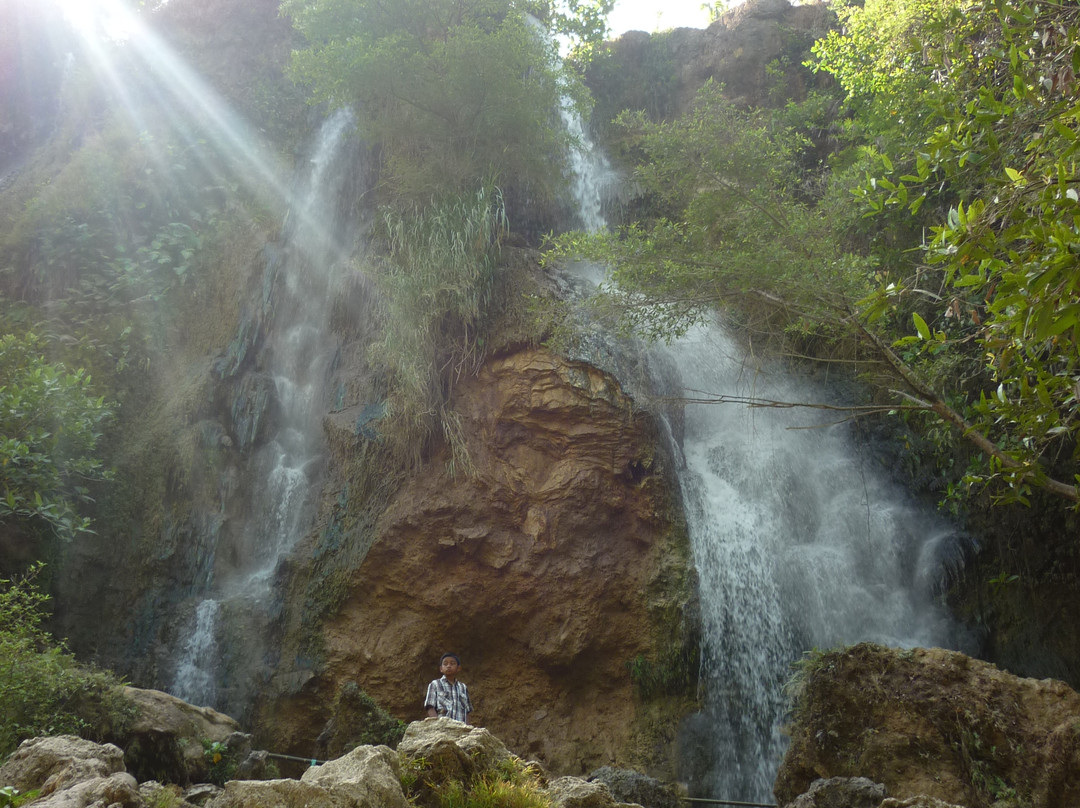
[369,186,508,473]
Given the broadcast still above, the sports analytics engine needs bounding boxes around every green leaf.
[913,312,931,340]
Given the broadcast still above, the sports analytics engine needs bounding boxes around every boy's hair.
[440,652,461,665]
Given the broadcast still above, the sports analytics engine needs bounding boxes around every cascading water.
[560,104,968,802]
[172,598,221,706]
[171,109,361,709]
[662,327,967,801]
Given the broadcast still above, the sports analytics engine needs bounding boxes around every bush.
[368,187,507,472]
[0,564,130,759]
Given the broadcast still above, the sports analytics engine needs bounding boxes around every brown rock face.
[776,643,1080,808]
[264,347,693,776]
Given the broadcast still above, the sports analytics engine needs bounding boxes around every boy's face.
[440,656,460,680]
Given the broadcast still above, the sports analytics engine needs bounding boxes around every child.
[424,652,473,724]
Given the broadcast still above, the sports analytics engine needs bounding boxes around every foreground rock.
[117,687,247,785]
[2,719,660,808]
[0,737,140,808]
[776,643,1080,808]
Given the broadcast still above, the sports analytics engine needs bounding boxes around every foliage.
[0,564,129,759]
[550,0,1080,508]
[819,0,1080,504]
[544,81,875,343]
[626,645,699,700]
[325,681,407,754]
[0,788,41,808]
[202,740,239,786]
[281,0,606,217]
[368,187,508,472]
[0,333,113,543]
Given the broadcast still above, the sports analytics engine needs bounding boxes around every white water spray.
[170,109,359,706]
[172,598,220,705]
[660,326,962,801]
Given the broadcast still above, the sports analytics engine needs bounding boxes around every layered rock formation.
[587,0,834,132]
[257,346,695,776]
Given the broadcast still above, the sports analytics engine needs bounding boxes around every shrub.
[0,564,130,759]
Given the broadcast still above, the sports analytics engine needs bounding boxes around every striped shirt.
[424,676,472,723]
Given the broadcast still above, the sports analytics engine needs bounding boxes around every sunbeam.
[55,0,135,41]
[52,0,338,253]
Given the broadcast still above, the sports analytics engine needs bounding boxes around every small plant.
[202,739,238,786]
[0,564,129,758]
[0,788,41,808]
[399,754,428,795]
[429,758,550,808]
[988,571,1020,595]
[145,785,182,808]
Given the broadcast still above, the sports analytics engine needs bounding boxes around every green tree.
[0,332,113,544]
[816,0,1080,504]
[282,0,610,215]
[545,81,874,343]
[550,0,1080,508]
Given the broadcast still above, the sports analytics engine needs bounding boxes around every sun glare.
[55,0,136,42]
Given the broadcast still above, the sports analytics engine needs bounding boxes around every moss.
[318,681,406,758]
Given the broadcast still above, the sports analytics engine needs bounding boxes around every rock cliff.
[33,0,840,786]
[255,346,696,776]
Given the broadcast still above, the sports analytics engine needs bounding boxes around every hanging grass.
[368,186,508,473]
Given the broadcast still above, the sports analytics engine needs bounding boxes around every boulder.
[782,777,886,808]
[205,779,342,808]
[118,686,244,785]
[29,772,142,808]
[588,766,679,808]
[545,776,618,808]
[300,745,407,808]
[776,643,1080,808]
[0,736,125,795]
[398,718,511,772]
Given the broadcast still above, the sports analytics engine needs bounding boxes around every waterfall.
[169,109,361,709]
[172,599,220,705]
[559,105,967,802]
[660,326,965,801]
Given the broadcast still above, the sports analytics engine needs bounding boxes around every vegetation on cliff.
[552,0,1080,511]
[0,334,113,551]
[281,0,612,221]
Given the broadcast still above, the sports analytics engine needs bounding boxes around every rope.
[263,752,327,767]
[679,799,777,807]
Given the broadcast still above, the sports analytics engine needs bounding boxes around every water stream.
[561,104,967,802]
[170,109,360,708]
